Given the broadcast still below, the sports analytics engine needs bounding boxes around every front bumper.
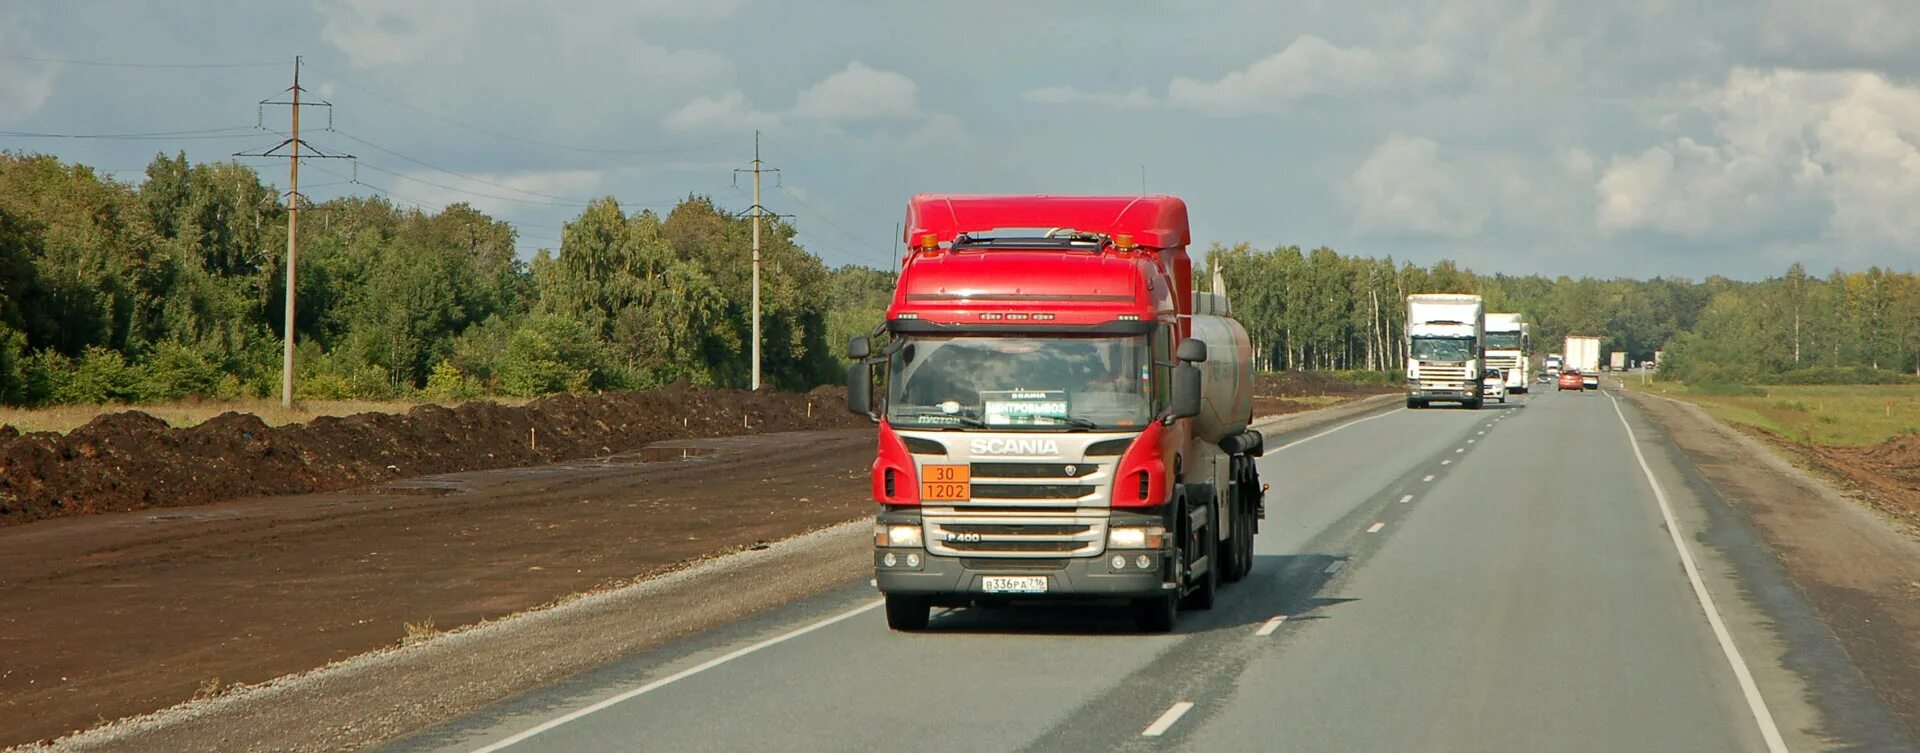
[875,549,1168,600]
[1408,383,1478,399]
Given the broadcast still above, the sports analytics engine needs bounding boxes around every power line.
[330,130,595,204]
[0,53,283,69]
[0,126,263,140]
[302,62,733,157]
[775,183,894,262]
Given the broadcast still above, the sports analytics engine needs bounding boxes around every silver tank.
[1189,313,1253,443]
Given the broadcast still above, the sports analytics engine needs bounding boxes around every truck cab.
[847,195,1267,633]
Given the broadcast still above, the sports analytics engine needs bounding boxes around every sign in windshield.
[1411,337,1477,362]
[885,336,1151,430]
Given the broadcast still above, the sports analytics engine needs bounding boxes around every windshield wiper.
[892,408,989,428]
[1032,415,1100,429]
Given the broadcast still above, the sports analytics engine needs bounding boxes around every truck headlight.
[1108,525,1165,549]
[875,524,921,548]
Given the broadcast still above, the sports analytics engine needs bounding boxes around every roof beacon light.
[918,233,940,251]
[1113,233,1136,250]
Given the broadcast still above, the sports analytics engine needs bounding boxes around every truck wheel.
[1406,398,1424,409]
[1464,398,1483,410]
[1180,512,1218,611]
[1220,498,1246,584]
[884,594,930,631]
[1132,594,1176,633]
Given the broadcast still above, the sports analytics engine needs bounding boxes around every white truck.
[1484,313,1530,394]
[1405,294,1486,409]
[1609,351,1628,372]
[1566,336,1601,390]
[1544,353,1563,377]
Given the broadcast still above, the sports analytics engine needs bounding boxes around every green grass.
[1633,381,1920,446]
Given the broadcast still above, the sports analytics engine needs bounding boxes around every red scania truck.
[845,195,1266,632]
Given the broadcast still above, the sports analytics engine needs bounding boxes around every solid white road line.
[1266,407,1405,454]
[1604,392,1789,753]
[1365,522,1385,533]
[468,600,884,753]
[1398,494,1413,504]
[1255,615,1288,636]
[1142,701,1196,737]
[1422,475,1435,482]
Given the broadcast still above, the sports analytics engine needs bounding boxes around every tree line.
[3,150,1915,408]
[0,151,874,406]
[1206,243,1920,383]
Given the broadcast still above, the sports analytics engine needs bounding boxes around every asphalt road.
[384,386,1903,753]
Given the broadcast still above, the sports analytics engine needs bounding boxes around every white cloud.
[1169,36,1394,115]
[1025,35,1434,116]
[0,8,60,125]
[664,62,945,138]
[1595,67,1920,249]
[1344,135,1486,239]
[664,91,779,133]
[317,0,477,68]
[790,63,920,122]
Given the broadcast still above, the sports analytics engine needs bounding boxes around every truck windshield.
[885,335,1152,430]
[1411,337,1476,362]
[1485,332,1523,350]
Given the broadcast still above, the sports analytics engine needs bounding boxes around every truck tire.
[1464,397,1483,410]
[1407,398,1425,409]
[884,594,930,631]
[1180,507,1218,610]
[1220,495,1245,584]
[1132,594,1176,633]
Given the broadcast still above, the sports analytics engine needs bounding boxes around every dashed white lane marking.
[1478,431,1486,436]
[1467,439,1476,444]
[1604,392,1788,753]
[1143,701,1196,737]
[1366,522,1385,533]
[1323,560,1345,575]
[466,600,883,753]
[1456,448,1465,453]
[1399,494,1414,504]
[1422,474,1435,482]
[1441,459,1452,466]
[1266,407,1406,454]
[1255,615,1288,636]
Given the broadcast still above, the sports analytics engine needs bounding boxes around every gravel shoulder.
[1624,388,1920,741]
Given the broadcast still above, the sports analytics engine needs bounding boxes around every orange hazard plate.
[920,464,971,502]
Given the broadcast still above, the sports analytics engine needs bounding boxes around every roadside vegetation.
[1634,381,1920,447]
[6,151,1917,417]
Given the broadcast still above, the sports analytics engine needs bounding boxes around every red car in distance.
[1558,371,1585,391]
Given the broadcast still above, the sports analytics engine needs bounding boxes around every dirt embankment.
[1252,371,1399,416]
[1796,434,1920,534]
[0,385,860,526]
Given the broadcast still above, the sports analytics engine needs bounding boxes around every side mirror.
[847,335,871,360]
[1176,338,1208,363]
[846,362,873,416]
[1170,363,1203,418]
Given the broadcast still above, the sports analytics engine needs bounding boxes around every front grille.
[972,483,1094,500]
[1417,363,1471,381]
[962,558,1069,572]
[924,512,1106,558]
[972,462,1095,478]
[941,523,1091,536]
[946,539,1082,553]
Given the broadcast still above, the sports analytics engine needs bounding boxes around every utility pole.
[734,132,781,391]
[238,56,352,408]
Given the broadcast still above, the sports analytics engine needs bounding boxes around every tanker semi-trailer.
[846,195,1267,633]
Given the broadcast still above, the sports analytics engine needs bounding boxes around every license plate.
[920,464,970,502]
[981,576,1049,594]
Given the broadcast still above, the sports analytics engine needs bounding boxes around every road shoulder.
[1623,387,1920,747]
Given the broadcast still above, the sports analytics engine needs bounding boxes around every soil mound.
[0,384,859,526]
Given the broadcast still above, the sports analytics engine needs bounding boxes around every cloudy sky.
[3,0,1918,280]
